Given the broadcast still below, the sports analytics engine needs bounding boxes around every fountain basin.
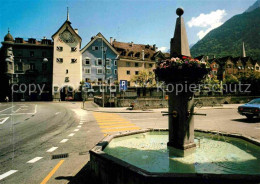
[89,129,260,184]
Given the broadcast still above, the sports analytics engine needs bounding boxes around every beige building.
[111,40,165,86]
[52,10,82,100]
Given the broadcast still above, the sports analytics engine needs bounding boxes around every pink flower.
[171,58,176,62]
[185,61,189,64]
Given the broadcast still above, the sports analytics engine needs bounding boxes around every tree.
[131,70,155,87]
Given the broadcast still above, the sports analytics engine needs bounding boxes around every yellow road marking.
[100,124,136,128]
[102,127,140,132]
[98,122,130,125]
[40,160,64,184]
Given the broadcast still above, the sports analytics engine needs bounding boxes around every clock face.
[59,29,75,43]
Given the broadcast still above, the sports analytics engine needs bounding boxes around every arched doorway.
[60,86,74,101]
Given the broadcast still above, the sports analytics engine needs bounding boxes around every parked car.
[238,98,260,119]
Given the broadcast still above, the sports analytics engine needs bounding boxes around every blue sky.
[0,0,256,52]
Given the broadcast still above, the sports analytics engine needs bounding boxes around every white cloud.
[158,47,167,52]
[187,9,226,39]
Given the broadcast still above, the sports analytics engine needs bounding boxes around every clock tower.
[52,8,82,101]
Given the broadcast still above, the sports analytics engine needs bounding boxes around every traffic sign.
[120,80,128,91]
[85,82,91,88]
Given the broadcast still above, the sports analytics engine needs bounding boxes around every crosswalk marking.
[93,112,140,135]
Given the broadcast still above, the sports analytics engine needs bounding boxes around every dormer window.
[128,51,134,57]
[57,46,63,51]
[144,53,150,58]
[71,59,77,63]
[71,47,77,52]
[135,52,140,57]
[121,50,126,56]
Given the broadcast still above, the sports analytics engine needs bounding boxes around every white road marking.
[74,129,79,132]
[0,106,15,113]
[46,147,58,152]
[60,139,68,143]
[0,117,9,125]
[77,125,81,128]
[27,157,43,163]
[34,105,37,114]
[55,112,61,115]
[68,133,75,137]
[0,170,18,180]
[14,108,22,113]
[79,123,83,125]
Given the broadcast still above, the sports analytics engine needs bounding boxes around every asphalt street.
[0,102,103,184]
[0,102,259,184]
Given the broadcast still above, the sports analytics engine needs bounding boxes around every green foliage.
[131,70,155,87]
[224,74,239,84]
[191,8,260,61]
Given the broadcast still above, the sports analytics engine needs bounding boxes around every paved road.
[0,102,259,183]
[0,102,103,184]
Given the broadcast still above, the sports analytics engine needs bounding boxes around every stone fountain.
[89,8,260,184]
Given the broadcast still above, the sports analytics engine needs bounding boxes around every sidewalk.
[83,101,242,113]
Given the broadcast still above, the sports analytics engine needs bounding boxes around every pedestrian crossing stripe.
[93,112,140,135]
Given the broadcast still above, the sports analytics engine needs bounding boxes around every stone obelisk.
[168,8,196,155]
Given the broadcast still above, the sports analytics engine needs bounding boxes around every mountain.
[189,43,195,49]
[245,0,260,12]
[190,6,260,61]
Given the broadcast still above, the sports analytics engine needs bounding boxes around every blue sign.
[120,80,128,91]
[85,82,91,88]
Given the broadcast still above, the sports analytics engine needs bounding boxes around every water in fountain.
[104,131,260,174]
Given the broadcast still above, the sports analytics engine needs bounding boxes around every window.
[106,59,111,67]
[135,63,139,67]
[149,64,153,68]
[127,70,130,75]
[71,47,77,52]
[98,78,102,84]
[256,67,259,70]
[97,68,103,74]
[121,51,126,56]
[227,64,232,68]
[85,78,90,82]
[66,69,68,74]
[18,63,23,71]
[92,46,99,51]
[57,58,63,63]
[85,59,90,65]
[71,59,77,63]
[85,68,91,74]
[30,63,35,70]
[144,53,150,58]
[57,46,63,51]
[42,63,47,71]
[42,51,47,57]
[135,71,139,75]
[135,52,140,57]
[114,60,117,66]
[106,69,112,74]
[114,69,117,75]
[17,50,23,56]
[65,77,69,82]
[128,51,134,57]
[96,58,102,65]
[30,51,34,57]
[126,62,130,67]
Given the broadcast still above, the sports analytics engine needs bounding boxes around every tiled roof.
[112,41,158,61]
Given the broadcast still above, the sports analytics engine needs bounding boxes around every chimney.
[130,41,133,46]
[114,39,116,42]
[43,36,46,39]
[110,37,113,45]
[153,44,156,51]
[74,29,78,34]
[142,50,144,60]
